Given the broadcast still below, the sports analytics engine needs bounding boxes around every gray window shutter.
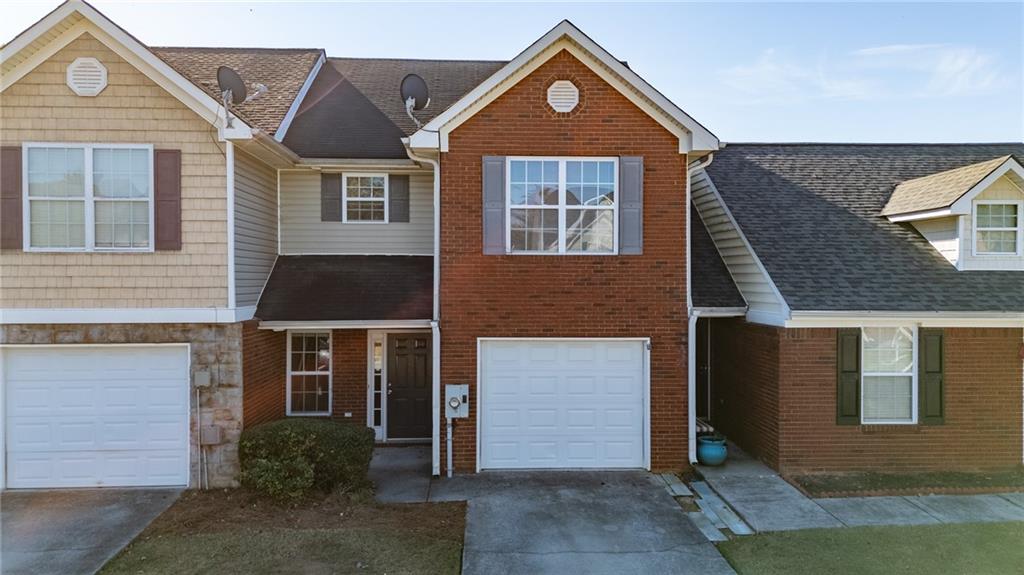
[919,328,944,425]
[482,156,505,254]
[836,328,861,425]
[321,173,341,222]
[619,156,643,255]
[389,175,410,223]
[1,146,23,250]
[154,149,182,251]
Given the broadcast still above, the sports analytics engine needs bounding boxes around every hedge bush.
[239,419,375,501]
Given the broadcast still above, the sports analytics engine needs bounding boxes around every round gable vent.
[547,80,579,113]
[66,57,108,97]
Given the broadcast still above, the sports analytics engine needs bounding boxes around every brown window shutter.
[321,173,342,222]
[919,328,944,425]
[154,149,182,251]
[1,146,23,250]
[836,328,861,425]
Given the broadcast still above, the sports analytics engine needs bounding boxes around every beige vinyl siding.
[691,168,786,321]
[961,175,1024,271]
[0,33,228,309]
[912,216,960,266]
[279,169,433,255]
[234,150,278,308]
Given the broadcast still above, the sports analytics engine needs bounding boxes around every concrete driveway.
[1,488,181,575]
[430,471,735,575]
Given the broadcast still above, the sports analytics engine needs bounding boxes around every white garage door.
[3,346,190,488]
[479,339,646,470]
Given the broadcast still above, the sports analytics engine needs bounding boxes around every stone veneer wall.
[0,323,243,487]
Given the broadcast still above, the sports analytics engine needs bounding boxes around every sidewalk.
[698,445,1024,532]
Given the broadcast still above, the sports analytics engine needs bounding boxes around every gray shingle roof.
[881,155,1012,217]
[706,143,1024,312]
[691,206,745,309]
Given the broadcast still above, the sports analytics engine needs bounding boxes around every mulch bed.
[787,468,1024,499]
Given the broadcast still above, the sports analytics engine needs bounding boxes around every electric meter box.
[445,384,469,419]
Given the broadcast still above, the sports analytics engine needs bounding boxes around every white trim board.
[274,51,325,142]
[259,320,433,331]
[407,21,718,154]
[0,307,256,325]
[785,311,1024,329]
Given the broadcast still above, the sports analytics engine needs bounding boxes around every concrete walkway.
[370,447,736,575]
[699,445,1024,532]
[1,487,181,575]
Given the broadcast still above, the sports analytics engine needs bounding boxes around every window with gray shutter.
[919,328,944,425]
[836,328,861,425]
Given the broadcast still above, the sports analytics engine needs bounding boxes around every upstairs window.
[974,201,1022,256]
[343,174,388,223]
[25,144,152,252]
[507,157,617,254]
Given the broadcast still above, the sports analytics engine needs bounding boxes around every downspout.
[686,152,714,465]
[404,143,442,477]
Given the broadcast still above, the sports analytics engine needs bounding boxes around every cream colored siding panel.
[0,33,228,309]
[691,168,787,320]
[960,175,1024,270]
[279,170,433,255]
[912,216,959,266]
[234,150,278,308]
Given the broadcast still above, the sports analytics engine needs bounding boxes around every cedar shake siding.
[0,33,228,309]
[712,320,1024,474]
[439,50,689,473]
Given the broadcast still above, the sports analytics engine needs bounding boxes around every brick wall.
[241,327,368,428]
[708,318,780,469]
[713,320,1024,474]
[241,321,286,427]
[439,50,689,473]
[331,329,368,425]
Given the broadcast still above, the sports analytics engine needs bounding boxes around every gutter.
[686,152,715,466]
[403,140,443,477]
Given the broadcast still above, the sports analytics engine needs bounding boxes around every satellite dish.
[400,74,430,110]
[217,66,247,104]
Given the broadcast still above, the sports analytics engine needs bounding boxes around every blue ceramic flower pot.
[697,436,728,466]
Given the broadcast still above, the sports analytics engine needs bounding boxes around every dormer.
[882,155,1024,271]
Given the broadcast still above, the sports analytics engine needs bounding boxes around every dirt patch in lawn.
[101,488,466,575]
[789,467,1024,498]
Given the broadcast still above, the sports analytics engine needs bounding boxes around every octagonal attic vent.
[547,80,579,113]
[66,57,107,97]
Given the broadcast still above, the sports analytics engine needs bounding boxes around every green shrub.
[238,419,374,501]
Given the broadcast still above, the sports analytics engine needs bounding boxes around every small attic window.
[66,57,108,97]
[547,80,579,113]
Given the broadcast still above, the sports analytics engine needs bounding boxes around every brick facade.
[439,50,690,473]
[241,321,286,427]
[711,318,1024,474]
[0,323,244,487]
[241,328,370,429]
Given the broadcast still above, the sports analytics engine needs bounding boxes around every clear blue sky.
[4,1,1023,143]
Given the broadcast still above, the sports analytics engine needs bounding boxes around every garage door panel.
[481,340,645,470]
[4,346,189,488]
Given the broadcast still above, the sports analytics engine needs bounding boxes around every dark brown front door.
[387,333,432,439]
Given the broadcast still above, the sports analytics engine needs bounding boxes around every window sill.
[858,424,922,434]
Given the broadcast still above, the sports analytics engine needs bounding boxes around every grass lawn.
[100,488,465,575]
[790,468,1024,497]
[718,522,1024,575]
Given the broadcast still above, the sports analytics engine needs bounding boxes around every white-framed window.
[974,200,1023,256]
[287,331,332,416]
[861,326,917,425]
[506,157,618,254]
[342,173,388,223]
[23,143,154,252]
